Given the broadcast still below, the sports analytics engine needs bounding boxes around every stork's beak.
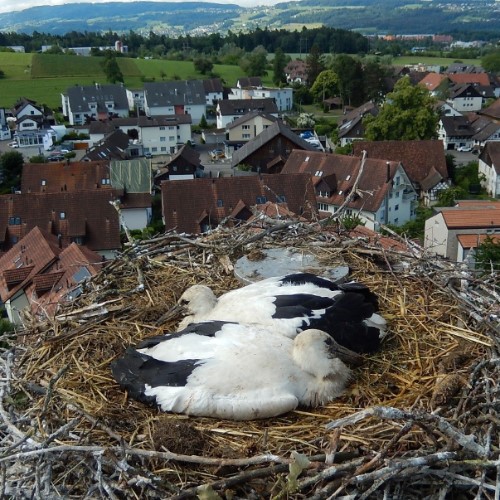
[327,338,364,367]
[155,302,186,326]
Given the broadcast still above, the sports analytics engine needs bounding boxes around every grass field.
[0,52,481,110]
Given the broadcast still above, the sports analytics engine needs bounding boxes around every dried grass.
[2,223,499,498]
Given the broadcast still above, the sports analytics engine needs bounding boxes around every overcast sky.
[0,0,280,15]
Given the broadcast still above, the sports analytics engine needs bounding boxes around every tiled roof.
[203,78,224,94]
[218,98,278,116]
[231,121,316,167]
[479,98,500,121]
[144,80,206,107]
[441,209,500,229]
[457,233,500,249]
[352,140,448,186]
[0,190,121,251]
[281,150,401,212]
[84,129,130,161]
[33,271,65,293]
[161,173,318,234]
[448,83,482,99]
[480,142,500,174]
[66,83,129,113]
[439,115,474,137]
[237,77,262,88]
[22,161,111,193]
[418,73,448,91]
[447,73,490,86]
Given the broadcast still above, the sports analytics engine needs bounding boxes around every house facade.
[424,201,500,261]
[229,85,293,112]
[281,150,418,230]
[478,141,500,198]
[438,115,474,150]
[337,102,378,147]
[446,84,483,113]
[216,98,279,129]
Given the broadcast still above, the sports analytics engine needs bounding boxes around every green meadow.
[0,53,257,109]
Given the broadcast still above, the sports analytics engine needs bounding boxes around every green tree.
[362,60,389,103]
[475,236,500,273]
[272,48,288,86]
[199,114,208,129]
[436,187,467,207]
[330,54,364,107]
[305,44,324,85]
[310,70,339,103]
[296,113,316,129]
[194,56,213,74]
[481,49,500,72]
[0,151,24,194]
[363,76,439,141]
[100,51,124,83]
[239,46,268,76]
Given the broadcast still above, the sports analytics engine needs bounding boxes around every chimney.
[386,161,391,183]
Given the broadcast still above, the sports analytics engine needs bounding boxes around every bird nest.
[1,221,499,498]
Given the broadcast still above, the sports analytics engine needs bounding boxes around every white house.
[446,84,483,113]
[424,200,500,261]
[62,83,130,125]
[478,141,500,198]
[144,80,206,124]
[229,85,293,112]
[216,98,279,130]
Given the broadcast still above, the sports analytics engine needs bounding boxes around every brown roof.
[21,161,111,193]
[0,190,121,252]
[352,140,448,186]
[480,141,500,175]
[478,98,500,121]
[457,233,500,249]
[161,173,317,234]
[441,209,500,229]
[418,73,448,91]
[447,73,490,86]
[281,150,400,212]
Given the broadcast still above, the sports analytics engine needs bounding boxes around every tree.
[363,76,439,141]
[436,186,466,207]
[475,236,500,273]
[310,70,338,104]
[305,44,324,85]
[100,51,124,83]
[272,48,288,86]
[194,56,213,75]
[481,49,500,72]
[0,151,24,194]
[362,60,390,103]
[330,54,364,107]
[239,46,268,76]
[296,113,316,129]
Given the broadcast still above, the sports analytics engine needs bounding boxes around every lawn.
[0,52,34,79]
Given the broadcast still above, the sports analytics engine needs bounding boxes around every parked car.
[210,149,225,160]
[8,141,19,148]
[457,146,473,152]
[144,152,153,159]
[48,154,65,162]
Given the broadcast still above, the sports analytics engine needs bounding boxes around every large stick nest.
[1,220,499,499]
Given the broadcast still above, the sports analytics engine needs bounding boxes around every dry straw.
[1,220,499,498]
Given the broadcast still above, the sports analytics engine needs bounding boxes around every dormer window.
[256,196,267,204]
[8,216,21,225]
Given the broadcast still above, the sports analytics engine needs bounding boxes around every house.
[203,78,224,110]
[352,140,450,205]
[11,97,44,121]
[61,83,130,126]
[154,145,204,183]
[225,112,279,156]
[469,114,500,150]
[446,84,483,113]
[424,200,500,261]
[447,72,490,87]
[284,59,308,85]
[280,150,418,230]
[126,88,146,114]
[143,80,206,124]
[216,98,279,129]
[230,121,317,173]
[160,173,318,234]
[229,84,293,112]
[478,141,500,198]
[438,115,474,150]
[236,77,262,88]
[0,227,103,325]
[83,129,132,161]
[87,115,192,155]
[337,102,378,147]
[479,98,500,122]
[0,190,121,259]
[418,73,449,97]
[0,108,10,140]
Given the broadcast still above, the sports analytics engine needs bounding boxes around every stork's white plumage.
[111,323,357,420]
[175,273,386,354]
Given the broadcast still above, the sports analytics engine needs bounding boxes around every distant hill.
[0,0,498,36]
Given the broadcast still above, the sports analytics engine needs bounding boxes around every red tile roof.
[442,209,500,229]
[281,150,400,213]
[457,233,500,249]
[352,140,448,186]
[447,73,490,86]
[161,173,317,234]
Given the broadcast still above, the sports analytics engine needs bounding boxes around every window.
[217,199,224,207]
[159,126,165,130]
[242,133,251,139]
[276,195,286,203]
[8,216,21,225]
[101,178,110,185]
[160,137,166,142]
[394,204,399,211]
[60,212,66,220]
[256,196,267,204]
[317,203,329,211]
[161,147,167,152]
[242,125,250,130]
[41,179,46,186]
[169,136,175,141]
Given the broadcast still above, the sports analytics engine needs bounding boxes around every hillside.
[0,0,498,36]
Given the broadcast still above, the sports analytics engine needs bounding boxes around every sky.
[0,0,282,15]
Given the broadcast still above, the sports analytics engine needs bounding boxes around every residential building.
[337,102,378,147]
[144,80,206,124]
[0,227,102,325]
[478,141,500,198]
[160,173,318,234]
[469,115,500,149]
[229,85,293,112]
[230,121,316,173]
[203,78,224,108]
[61,83,130,126]
[126,88,146,114]
[284,59,308,85]
[216,98,279,129]
[424,200,500,261]
[438,115,474,150]
[352,140,450,205]
[281,150,418,230]
[154,145,204,183]
[446,83,483,113]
